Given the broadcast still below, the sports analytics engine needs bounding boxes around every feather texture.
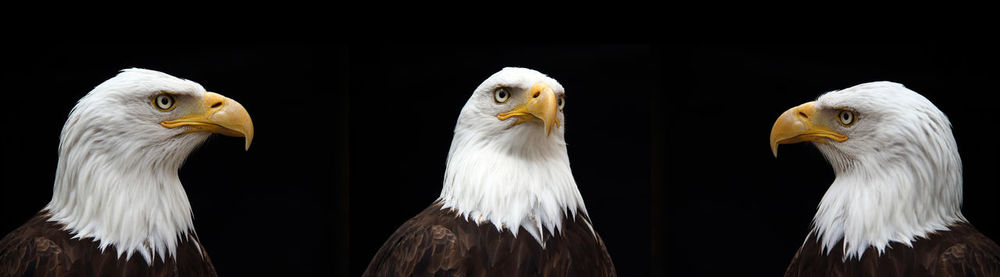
[783,82,1000,276]
[808,82,966,259]
[785,222,1000,276]
[438,67,591,246]
[363,202,615,277]
[0,69,223,275]
[367,67,615,276]
[0,212,216,276]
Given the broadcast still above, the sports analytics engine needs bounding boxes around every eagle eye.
[837,110,856,127]
[557,96,565,110]
[154,93,176,111]
[493,87,511,104]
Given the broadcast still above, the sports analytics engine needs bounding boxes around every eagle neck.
[43,122,206,265]
[811,140,965,260]
[437,124,591,247]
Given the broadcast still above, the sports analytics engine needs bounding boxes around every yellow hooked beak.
[161,92,254,150]
[496,83,560,136]
[769,101,847,157]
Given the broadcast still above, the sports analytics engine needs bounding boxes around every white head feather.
[44,68,219,264]
[438,67,591,247]
[807,81,964,259]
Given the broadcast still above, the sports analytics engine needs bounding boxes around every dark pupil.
[842,113,850,121]
[499,90,507,98]
[160,97,169,105]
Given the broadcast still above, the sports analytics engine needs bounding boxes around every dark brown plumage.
[785,222,1000,277]
[363,202,616,277]
[0,212,216,277]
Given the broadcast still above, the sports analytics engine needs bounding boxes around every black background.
[1,44,997,276]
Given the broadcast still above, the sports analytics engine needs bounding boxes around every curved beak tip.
[768,101,847,157]
[160,92,254,151]
[534,84,559,137]
[203,92,255,151]
[498,83,560,137]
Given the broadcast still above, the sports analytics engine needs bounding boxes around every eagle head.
[770,81,964,259]
[45,68,253,263]
[454,67,567,148]
[439,67,588,246]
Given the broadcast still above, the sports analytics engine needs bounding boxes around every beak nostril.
[798,111,808,119]
[211,102,223,109]
[532,91,540,98]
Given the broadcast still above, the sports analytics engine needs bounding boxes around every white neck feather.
[42,93,208,264]
[811,114,965,260]
[437,122,591,247]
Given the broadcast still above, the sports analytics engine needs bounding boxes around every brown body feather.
[0,212,217,277]
[363,202,616,277]
[785,222,1000,277]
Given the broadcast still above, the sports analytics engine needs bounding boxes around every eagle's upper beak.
[769,101,847,157]
[496,83,560,136]
[161,92,254,150]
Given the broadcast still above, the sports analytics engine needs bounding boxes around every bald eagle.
[770,82,1000,276]
[0,69,253,276]
[362,67,616,277]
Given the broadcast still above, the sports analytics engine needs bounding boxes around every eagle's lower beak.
[161,92,254,150]
[497,83,560,136]
[769,101,847,157]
